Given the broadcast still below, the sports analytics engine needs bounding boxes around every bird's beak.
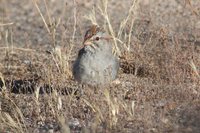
[107,35,113,40]
[104,35,113,41]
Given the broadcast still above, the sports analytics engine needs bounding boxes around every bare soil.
[0,0,200,133]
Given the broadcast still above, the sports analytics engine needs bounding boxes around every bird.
[73,25,119,87]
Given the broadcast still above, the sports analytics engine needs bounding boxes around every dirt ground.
[0,0,200,133]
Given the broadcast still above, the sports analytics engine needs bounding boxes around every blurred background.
[0,0,199,48]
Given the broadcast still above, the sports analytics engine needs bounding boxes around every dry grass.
[0,0,200,133]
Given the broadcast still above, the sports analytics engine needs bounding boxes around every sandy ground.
[0,0,200,133]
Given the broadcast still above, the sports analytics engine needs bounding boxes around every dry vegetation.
[0,0,200,133]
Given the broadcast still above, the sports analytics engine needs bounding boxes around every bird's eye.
[95,37,100,41]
